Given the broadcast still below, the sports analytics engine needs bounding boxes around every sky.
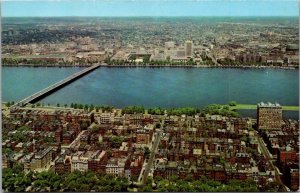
[2,0,299,17]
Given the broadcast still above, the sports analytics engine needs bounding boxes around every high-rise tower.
[185,40,193,58]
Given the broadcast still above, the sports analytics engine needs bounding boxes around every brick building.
[257,102,282,130]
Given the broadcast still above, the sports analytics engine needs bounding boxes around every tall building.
[165,41,175,51]
[30,147,53,171]
[176,47,186,58]
[185,40,193,58]
[257,102,282,130]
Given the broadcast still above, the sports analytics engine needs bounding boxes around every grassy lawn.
[230,104,257,110]
[230,104,299,111]
[282,106,299,111]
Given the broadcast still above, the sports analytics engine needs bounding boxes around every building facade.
[185,41,193,58]
[257,102,282,130]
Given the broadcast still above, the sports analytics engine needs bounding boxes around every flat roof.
[258,102,281,108]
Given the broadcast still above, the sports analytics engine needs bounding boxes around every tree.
[18,125,31,131]
[110,136,124,148]
[184,174,194,182]
[241,135,247,142]
[228,101,237,106]
[90,125,100,133]
[169,175,178,182]
[166,183,177,192]
[154,175,163,183]
[122,106,145,114]
[3,147,14,157]
[3,162,260,192]
[144,147,151,158]
[223,105,230,110]
[2,164,33,192]
[149,107,165,115]
[155,123,161,128]
[90,104,95,111]
[202,104,239,117]
[44,137,55,143]
[80,120,90,130]
[140,184,152,192]
[57,103,60,107]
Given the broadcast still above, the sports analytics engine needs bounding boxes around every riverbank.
[4,101,298,111]
[2,63,298,70]
[230,104,299,111]
[1,63,92,67]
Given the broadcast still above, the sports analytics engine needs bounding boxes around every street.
[141,121,163,184]
[255,133,288,192]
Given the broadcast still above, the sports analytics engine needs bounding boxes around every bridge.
[11,64,101,108]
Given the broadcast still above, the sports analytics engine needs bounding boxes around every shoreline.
[3,103,298,120]
[1,63,299,70]
[3,102,299,112]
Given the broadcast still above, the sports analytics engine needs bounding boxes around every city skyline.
[2,0,299,17]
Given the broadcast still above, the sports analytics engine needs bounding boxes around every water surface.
[2,67,299,119]
[2,67,83,102]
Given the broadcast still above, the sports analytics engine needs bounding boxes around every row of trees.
[122,106,201,116]
[70,103,114,112]
[201,53,215,66]
[3,166,129,192]
[108,58,198,66]
[3,164,279,192]
[218,58,266,67]
[168,107,200,116]
[6,99,239,116]
[202,104,239,117]
[5,101,15,107]
[2,58,93,66]
[123,105,238,117]
[122,106,145,114]
[3,58,64,65]
[6,100,239,117]
[139,175,262,192]
[217,58,294,68]
[147,107,165,115]
[25,102,114,113]
[151,175,280,192]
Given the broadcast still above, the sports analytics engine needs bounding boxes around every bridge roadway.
[11,64,101,108]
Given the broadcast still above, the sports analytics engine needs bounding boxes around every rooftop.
[258,102,281,108]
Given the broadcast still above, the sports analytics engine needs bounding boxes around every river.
[2,67,299,119]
